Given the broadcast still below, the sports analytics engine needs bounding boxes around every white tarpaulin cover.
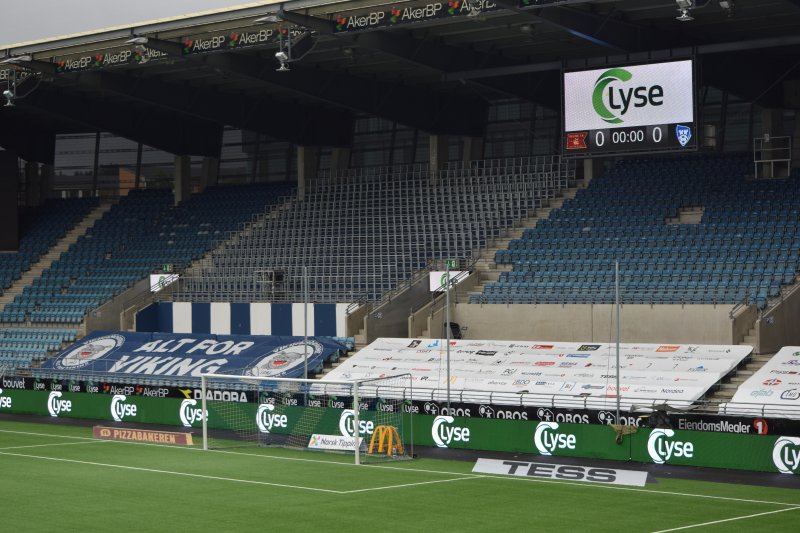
[720,346,800,419]
[324,338,751,409]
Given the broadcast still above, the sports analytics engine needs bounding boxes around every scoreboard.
[563,59,697,157]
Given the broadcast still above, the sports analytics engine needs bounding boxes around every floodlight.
[0,55,32,65]
[275,51,289,62]
[255,14,283,24]
[676,9,694,21]
[126,36,149,45]
[675,0,693,8]
[3,89,14,107]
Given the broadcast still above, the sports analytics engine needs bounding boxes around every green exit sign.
[445,259,458,269]
[162,264,173,273]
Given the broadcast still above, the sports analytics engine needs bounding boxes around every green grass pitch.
[1,419,798,532]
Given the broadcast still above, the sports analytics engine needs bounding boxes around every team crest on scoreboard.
[675,125,692,147]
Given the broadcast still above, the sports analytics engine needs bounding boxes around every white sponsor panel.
[472,458,648,487]
[307,434,364,451]
[324,338,750,408]
[429,271,468,292]
[721,346,800,419]
[149,273,179,292]
[564,60,694,131]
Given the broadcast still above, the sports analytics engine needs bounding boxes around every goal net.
[200,373,413,464]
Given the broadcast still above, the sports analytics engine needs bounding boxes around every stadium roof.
[2,0,800,163]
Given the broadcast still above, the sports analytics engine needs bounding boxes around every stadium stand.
[0,184,292,374]
[173,157,575,303]
[0,197,98,298]
[0,183,292,325]
[475,154,800,308]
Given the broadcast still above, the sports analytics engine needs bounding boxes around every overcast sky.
[1,1,276,47]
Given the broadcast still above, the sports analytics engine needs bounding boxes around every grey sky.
[1,0,277,47]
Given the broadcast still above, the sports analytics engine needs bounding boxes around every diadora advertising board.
[0,387,798,474]
[563,60,696,156]
[40,331,344,379]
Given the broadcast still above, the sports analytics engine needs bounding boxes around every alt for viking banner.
[40,331,345,379]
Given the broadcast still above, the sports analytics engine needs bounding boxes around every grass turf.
[1,419,799,532]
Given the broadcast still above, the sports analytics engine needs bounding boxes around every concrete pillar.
[429,134,449,177]
[173,155,192,205]
[297,146,318,201]
[25,162,41,206]
[462,136,484,163]
[200,156,220,192]
[40,164,55,201]
[330,147,351,173]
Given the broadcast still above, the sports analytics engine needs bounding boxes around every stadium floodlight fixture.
[2,89,14,107]
[275,50,290,71]
[676,8,694,21]
[255,14,283,24]
[125,36,149,45]
[0,55,32,65]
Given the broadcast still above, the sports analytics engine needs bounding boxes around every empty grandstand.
[170,157,575,303]
[476,154,800,308]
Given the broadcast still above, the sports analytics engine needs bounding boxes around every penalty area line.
[0,450,342,494]
[650,506,800,532]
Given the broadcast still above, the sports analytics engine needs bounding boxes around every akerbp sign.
[564,60,694,131]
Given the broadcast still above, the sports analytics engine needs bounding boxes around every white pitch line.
[649,506,800,532]
[342,475,487,494]
[0,450,342,494]
[0,440,110,451]
[0,429,97,441]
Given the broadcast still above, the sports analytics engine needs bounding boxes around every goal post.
[199,373,413,464]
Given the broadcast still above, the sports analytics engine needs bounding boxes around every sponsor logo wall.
[40,331,344,379]
[323,338,751,407]
[1,387,798,473]
[723,346,800,419]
